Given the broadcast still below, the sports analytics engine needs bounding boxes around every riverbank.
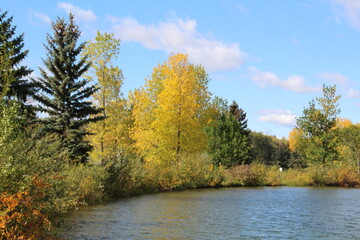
[56,162,360,235]
[3,161,360,239]
[222,163,360,188]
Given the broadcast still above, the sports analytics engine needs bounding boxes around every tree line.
[1,10,360,239]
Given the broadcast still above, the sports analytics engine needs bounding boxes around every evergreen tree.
[208,102,251,167]
[229,101,249,135]
[0,10,35,116]
[33,14,102,163]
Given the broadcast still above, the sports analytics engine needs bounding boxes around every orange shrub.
[0,176,54,240]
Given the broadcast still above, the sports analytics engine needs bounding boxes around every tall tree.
[81,31,129,162]
[0,10,35,116]
[296,85,341,164]
[208,101,251,167]
[229,101,249,135]
[33,14,102,163]
[131,53,211,165]
[338,124,360,173]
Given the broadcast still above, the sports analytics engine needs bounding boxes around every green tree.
[208,102,251,167]
[229,101,249,135]
[81,31,130,163]
[296,85,340,164]
[33,14,102,163]
[272,139,291,168]
[249,132,291,167]
[249,131,275,165]
[0,10,35,116]
[338,124,360,173]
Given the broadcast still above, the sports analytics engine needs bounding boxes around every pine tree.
[229,101,249,136]
[33,14,102,163]
[0,10,35,116]
[208,101,251,167]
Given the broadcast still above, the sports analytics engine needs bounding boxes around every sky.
[3,0,360,138]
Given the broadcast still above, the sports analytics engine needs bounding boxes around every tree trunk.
[177,130,181,156]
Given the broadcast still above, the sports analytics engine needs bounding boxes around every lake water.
[59,187,360,239]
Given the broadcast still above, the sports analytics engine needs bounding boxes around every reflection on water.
[60,187,360,239]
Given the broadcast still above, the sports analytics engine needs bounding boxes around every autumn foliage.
[4,7,360,239]
[131,53,211,165]
[0,176,53,240]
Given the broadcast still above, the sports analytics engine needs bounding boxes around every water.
[59,187,360,239]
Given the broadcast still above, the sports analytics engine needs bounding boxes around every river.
[59,187,360,239]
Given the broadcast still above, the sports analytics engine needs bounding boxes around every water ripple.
[60,187,360,240]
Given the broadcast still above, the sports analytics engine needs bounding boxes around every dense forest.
[1,11,360,239]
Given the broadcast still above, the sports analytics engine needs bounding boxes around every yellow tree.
[288,128,303,152]
[335,117,352,129]
[82,31,129,162]
[129,64,164,162]
[131,53,211,166]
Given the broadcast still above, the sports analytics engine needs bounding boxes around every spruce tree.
[0,10,35,116]
[33,14,102,163]
[229,101,249,136]
[208,101,251,167]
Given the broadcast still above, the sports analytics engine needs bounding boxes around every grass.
[222,163,360,188]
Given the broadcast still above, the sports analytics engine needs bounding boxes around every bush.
[102,149,137,198]
[280,168,312,186]
[265,165,283,186]
[176,154,224,189]
[223,163,269,187]
[336,166,360,187]
[144,154,224,191]
[0,176,54,240]
[57,164,106,208]
[308,163,360,187]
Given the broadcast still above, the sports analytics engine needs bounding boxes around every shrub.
[102,150,137,198]
[176,154,224,189]
[266,165,283,186]
[224,163,268,187]
[0,176,54,240]
[308,164,360,187]
[64,165,106,205]
[143,154,224,191]
[280,168,312,186]
[336,166,360,187]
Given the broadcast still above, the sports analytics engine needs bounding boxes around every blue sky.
[3,0,360,138]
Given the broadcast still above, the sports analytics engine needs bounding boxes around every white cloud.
[249,67,319,93]
[347,88,360,98]
[317,72,349,85]
[329,0,360,29]
[58,2,97,23]
[33,11,51,24]
[28,9,51,26]
[110,16,245,72]
[259,109,296,127]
